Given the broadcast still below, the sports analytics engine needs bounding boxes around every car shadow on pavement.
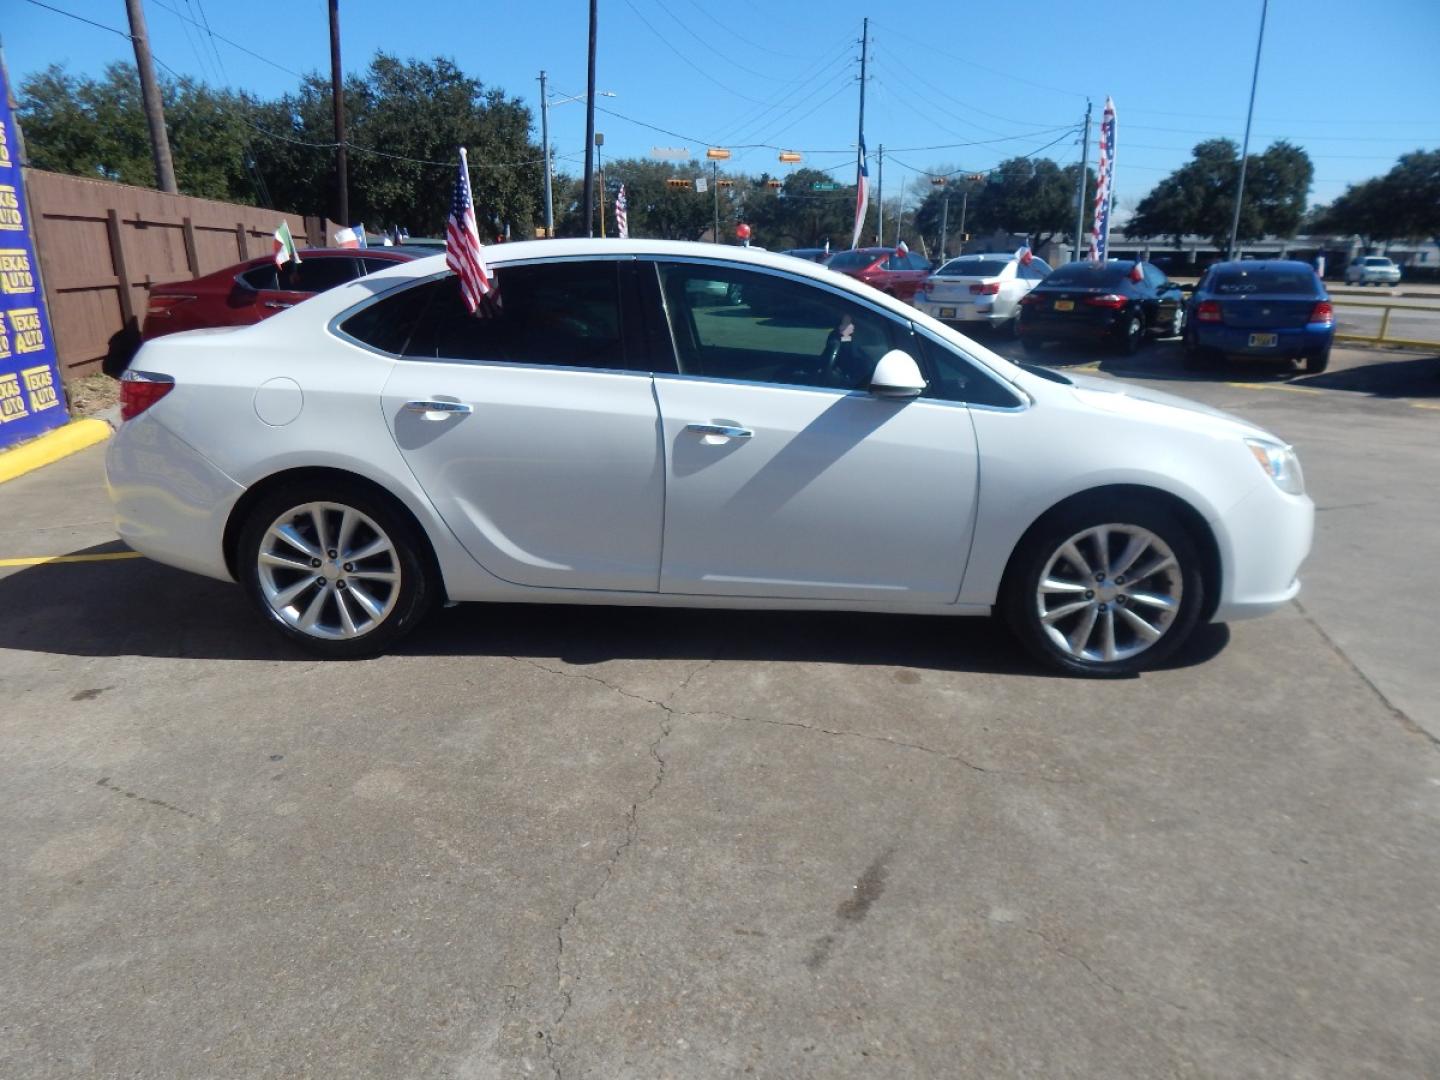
[1291,353,1440,398]
[0,543,1230,675]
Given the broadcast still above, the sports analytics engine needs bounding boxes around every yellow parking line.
[1224,381,1322,394]
[1411,401,1440,411]
[0,551,143,568]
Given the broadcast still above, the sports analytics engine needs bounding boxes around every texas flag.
[1014,245,1034,266]
[333,225,363,249]
[850,135,869,250]
[896,239,909,257]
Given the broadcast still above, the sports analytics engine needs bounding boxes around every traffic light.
[717,179,735,188]
[666,178,692,190]
[766,179,782,190]
[967,173,986,182]
[930,176,946,186]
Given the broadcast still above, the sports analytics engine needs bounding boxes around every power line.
[620,0,773,106]
[870,19,1088,100]
[884,126,1080,155]
[643,0,802,84]
[149,0,307,79]
[678,0,815,63]
[20,0,132,40]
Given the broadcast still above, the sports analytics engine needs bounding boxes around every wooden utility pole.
[582,0,598,237]
[328,0,349,228]
[124,0,177,193]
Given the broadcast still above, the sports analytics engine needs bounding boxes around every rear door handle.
[404,400,473,415]
[685,423,752,439]
[263,301,294,309]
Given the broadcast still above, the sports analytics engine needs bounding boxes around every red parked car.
[141,248,424,341]
[826,246,933,301]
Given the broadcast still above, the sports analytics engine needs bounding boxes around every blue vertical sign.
[0,64,70,450]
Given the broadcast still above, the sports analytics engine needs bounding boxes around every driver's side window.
[657,264,897,391]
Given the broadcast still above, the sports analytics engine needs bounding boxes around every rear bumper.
[1193,323,1333,358]
[1018,314,1122,340]
[917,300,1010,326]
[105,412,245,583]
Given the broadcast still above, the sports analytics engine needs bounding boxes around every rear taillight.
[1019,293,1044,307]
[1195,299,1222,323]
[969,281,1001,295]
[1083,294,1128,309]
[119,370,175,421]
[145,293,196,318]
[1308,300,1333,326]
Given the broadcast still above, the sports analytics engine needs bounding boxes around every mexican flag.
[273,221,302,267]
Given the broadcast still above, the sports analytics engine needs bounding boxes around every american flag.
[850,135,869,250]
[1090,97,1117,262]
[614,183,629,239]
[446,147,493,314]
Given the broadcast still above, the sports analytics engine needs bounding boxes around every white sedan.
[915,252,1052,333]
[107,240,1313,676]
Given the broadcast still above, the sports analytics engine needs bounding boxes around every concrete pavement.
[1,341,1437,1078]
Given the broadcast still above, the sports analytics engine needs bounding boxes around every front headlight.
[1245,438,1305,495]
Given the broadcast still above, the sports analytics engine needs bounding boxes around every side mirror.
[869,349,927,399]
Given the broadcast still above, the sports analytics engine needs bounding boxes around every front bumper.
[1211,481,1314,622]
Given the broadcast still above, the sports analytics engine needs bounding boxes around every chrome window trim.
[327,255,637,369]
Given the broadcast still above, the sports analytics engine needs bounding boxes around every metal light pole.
[596,133,605,238]
[958,190,969,251]
[1227,0,1269,260]
[538,70,553,237]
[582,0,598,237]
[939,192,949,261]
[876,144,884,246]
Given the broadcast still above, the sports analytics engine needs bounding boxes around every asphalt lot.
[2,339,1438,1078]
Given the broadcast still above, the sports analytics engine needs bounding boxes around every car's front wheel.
[1003,500,1205,676]
[238,481,436,658]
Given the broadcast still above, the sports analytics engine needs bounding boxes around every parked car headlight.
[1245,438,1305,495]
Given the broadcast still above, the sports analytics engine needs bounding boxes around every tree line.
[16,57,1439,253]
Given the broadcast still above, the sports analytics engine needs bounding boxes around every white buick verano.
[108,240,1313,675]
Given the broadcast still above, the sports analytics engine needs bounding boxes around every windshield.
[827,251,879,270]
[1043,264,1129,287]
[1211,269,1318,295]
[1363,257,1394,266]
[937,258,1009,277]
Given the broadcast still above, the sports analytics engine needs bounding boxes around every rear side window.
[339,262,626,368]
[1211,269,1317,295]
[1363,257,1393,267]
[1041,264,1128,287]
[405,261,624,369]
[827,250,879,271]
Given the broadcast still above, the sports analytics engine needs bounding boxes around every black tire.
[237,478,437,659]
[1114,313,1144,355]
[1001,497,1206,677]
[1304,348,1330,374]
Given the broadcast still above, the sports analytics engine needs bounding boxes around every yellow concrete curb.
[0,418,112,486]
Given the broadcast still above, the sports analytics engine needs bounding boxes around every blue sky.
[7,0,1439,209]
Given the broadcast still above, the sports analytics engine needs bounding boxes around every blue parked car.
[1184,260,1334,373]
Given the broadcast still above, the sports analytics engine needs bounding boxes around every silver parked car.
[915,252,1052,334]
[1344,256,1402,286]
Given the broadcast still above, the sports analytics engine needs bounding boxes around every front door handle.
[263,300,295,309]
[685,423,753,439]
[404,400,473,415]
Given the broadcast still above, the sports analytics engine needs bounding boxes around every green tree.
[555,157,732,240]
[1314,150,1440,246]
[745,168,856,249]
[1127,139,1313,250]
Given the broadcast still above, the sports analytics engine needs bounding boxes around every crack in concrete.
[515,658,674,1080]
[514,653,1077,1072]
[1291,599,1438,750]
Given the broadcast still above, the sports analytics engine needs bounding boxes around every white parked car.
[108,240,1313,676]
[915,252,1052,333]
[1344,256,1401,286]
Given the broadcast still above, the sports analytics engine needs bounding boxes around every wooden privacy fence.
[23,169,336,378]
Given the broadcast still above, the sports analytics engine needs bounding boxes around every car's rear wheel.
[1304,348,1330,374]
[238,481,436,658]
[1003,501,1205,677]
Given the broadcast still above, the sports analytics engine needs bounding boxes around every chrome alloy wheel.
[256,502,401,640]
[1034,524,1184,663]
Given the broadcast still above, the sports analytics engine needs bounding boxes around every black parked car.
[1018,260,1187,355]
